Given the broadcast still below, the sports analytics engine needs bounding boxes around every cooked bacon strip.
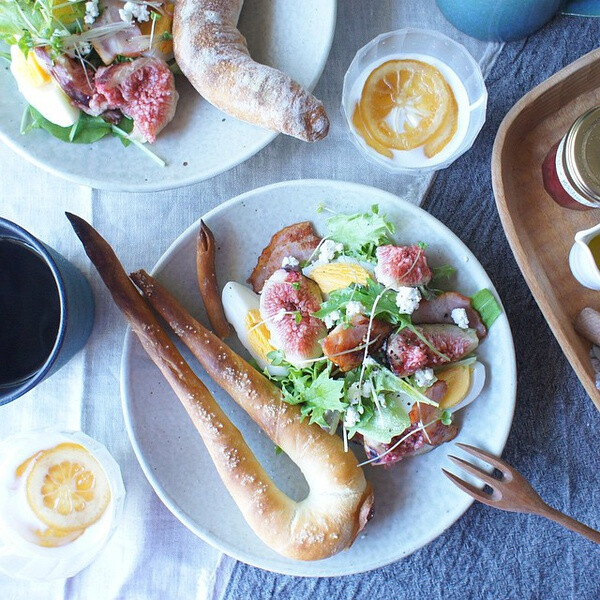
[34,48,104,115]
[197,221,231,339]
[412,291,487,339]
[248,222,321,293]
[322,315,393,372]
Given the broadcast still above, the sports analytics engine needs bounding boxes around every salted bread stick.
[131,269,373,559]
[173,0,330,141]
[66,213,373,560]
[197,220,231,339]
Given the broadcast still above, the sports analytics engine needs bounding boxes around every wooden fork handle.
[538,505,600,544]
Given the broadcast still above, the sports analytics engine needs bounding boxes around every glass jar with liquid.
[542,106,600,210]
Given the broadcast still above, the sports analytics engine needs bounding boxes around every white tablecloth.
[0,1,501,598]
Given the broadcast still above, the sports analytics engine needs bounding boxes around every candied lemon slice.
[436,365,471,409]
[34,527,85,548]
[245,309,276,360]
[359,59,455,153]
[352,104,393,158]
[26,443,111,532]
[308,262,371,294]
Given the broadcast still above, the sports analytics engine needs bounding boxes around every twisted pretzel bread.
[67,213,373,561]
[173,0,330,141]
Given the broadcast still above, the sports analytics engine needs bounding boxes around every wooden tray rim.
[491,47,600,410]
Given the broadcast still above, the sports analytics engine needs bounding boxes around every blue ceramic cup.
[436,0,564,41]
[0,219,94,405]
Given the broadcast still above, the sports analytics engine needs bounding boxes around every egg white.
[448,360,485,412]
[10,45,80,128]
[221,282,287,376]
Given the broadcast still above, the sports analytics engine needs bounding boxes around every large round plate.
[121,180,516,576]
[0,1,336,192]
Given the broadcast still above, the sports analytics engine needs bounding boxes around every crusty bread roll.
[173,0,330,141]
[66,213,373,561]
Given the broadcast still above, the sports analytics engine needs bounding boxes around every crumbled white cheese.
[451,307,469,329]
[323,310,341,329]
[346,382,361,404]
[119,1,150,25]
[346,301,365,318]
[84,0,99,25]
[281,256,299,268]
[272,308,286,323]
[361,380,374,398]
[317,239,344,264]
[395,286,421,314]
[343,406,361,428]
[78,41,92,56]
[362,356,379,368]
[414,368,436,388]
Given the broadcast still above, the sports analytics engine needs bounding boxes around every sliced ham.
[249,222,321,293]
[412,291,487,339]
[90,0,148,65]
[321,315,393,372]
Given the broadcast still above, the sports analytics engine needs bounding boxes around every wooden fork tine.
[442,469,495,506]
[448,455,498,489]
[456,443,510,475]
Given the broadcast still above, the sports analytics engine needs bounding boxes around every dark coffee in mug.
[0,239,61,386]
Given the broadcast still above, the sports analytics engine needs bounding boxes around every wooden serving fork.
[443,443,600,544]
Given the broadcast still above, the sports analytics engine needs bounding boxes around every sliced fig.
[374,245,432,290]
[93,57,178,143]
[249,222,322,293]
[412,291,487,339]
[259,269,326,365]
[322,315,393,372]
[363,403,458,466]
[386,324,479,377]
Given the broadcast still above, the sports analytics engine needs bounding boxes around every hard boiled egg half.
[435,361,486,412]
[221,282,288,376]
[10,45,80,127]
[302,256,373,295]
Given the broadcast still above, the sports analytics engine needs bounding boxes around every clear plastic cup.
[0,429,125,581]
[341,28,488,175]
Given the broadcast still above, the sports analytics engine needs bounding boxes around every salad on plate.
[222,205,502,466]
[0,0,178,164]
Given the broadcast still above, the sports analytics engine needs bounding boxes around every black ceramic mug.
[0,219,94,405]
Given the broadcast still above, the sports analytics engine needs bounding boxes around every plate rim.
[0,0,338,192]
[120,179,517,576]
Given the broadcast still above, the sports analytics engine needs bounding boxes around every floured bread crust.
[173,0,330,141]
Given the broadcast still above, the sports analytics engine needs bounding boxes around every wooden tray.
[492,47,600,410]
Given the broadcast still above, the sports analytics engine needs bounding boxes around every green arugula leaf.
[268,360,347,429]
[471,288,502,329]
[355,394,410,444]
[326,205,395,261]
[431,264,457,282]
[24,107,113,143]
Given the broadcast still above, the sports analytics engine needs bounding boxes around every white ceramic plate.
[121,180,516,576]
[0,1,336,192]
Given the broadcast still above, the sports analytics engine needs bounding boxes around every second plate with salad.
[121,179,516,576]
[0,0,336,191]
